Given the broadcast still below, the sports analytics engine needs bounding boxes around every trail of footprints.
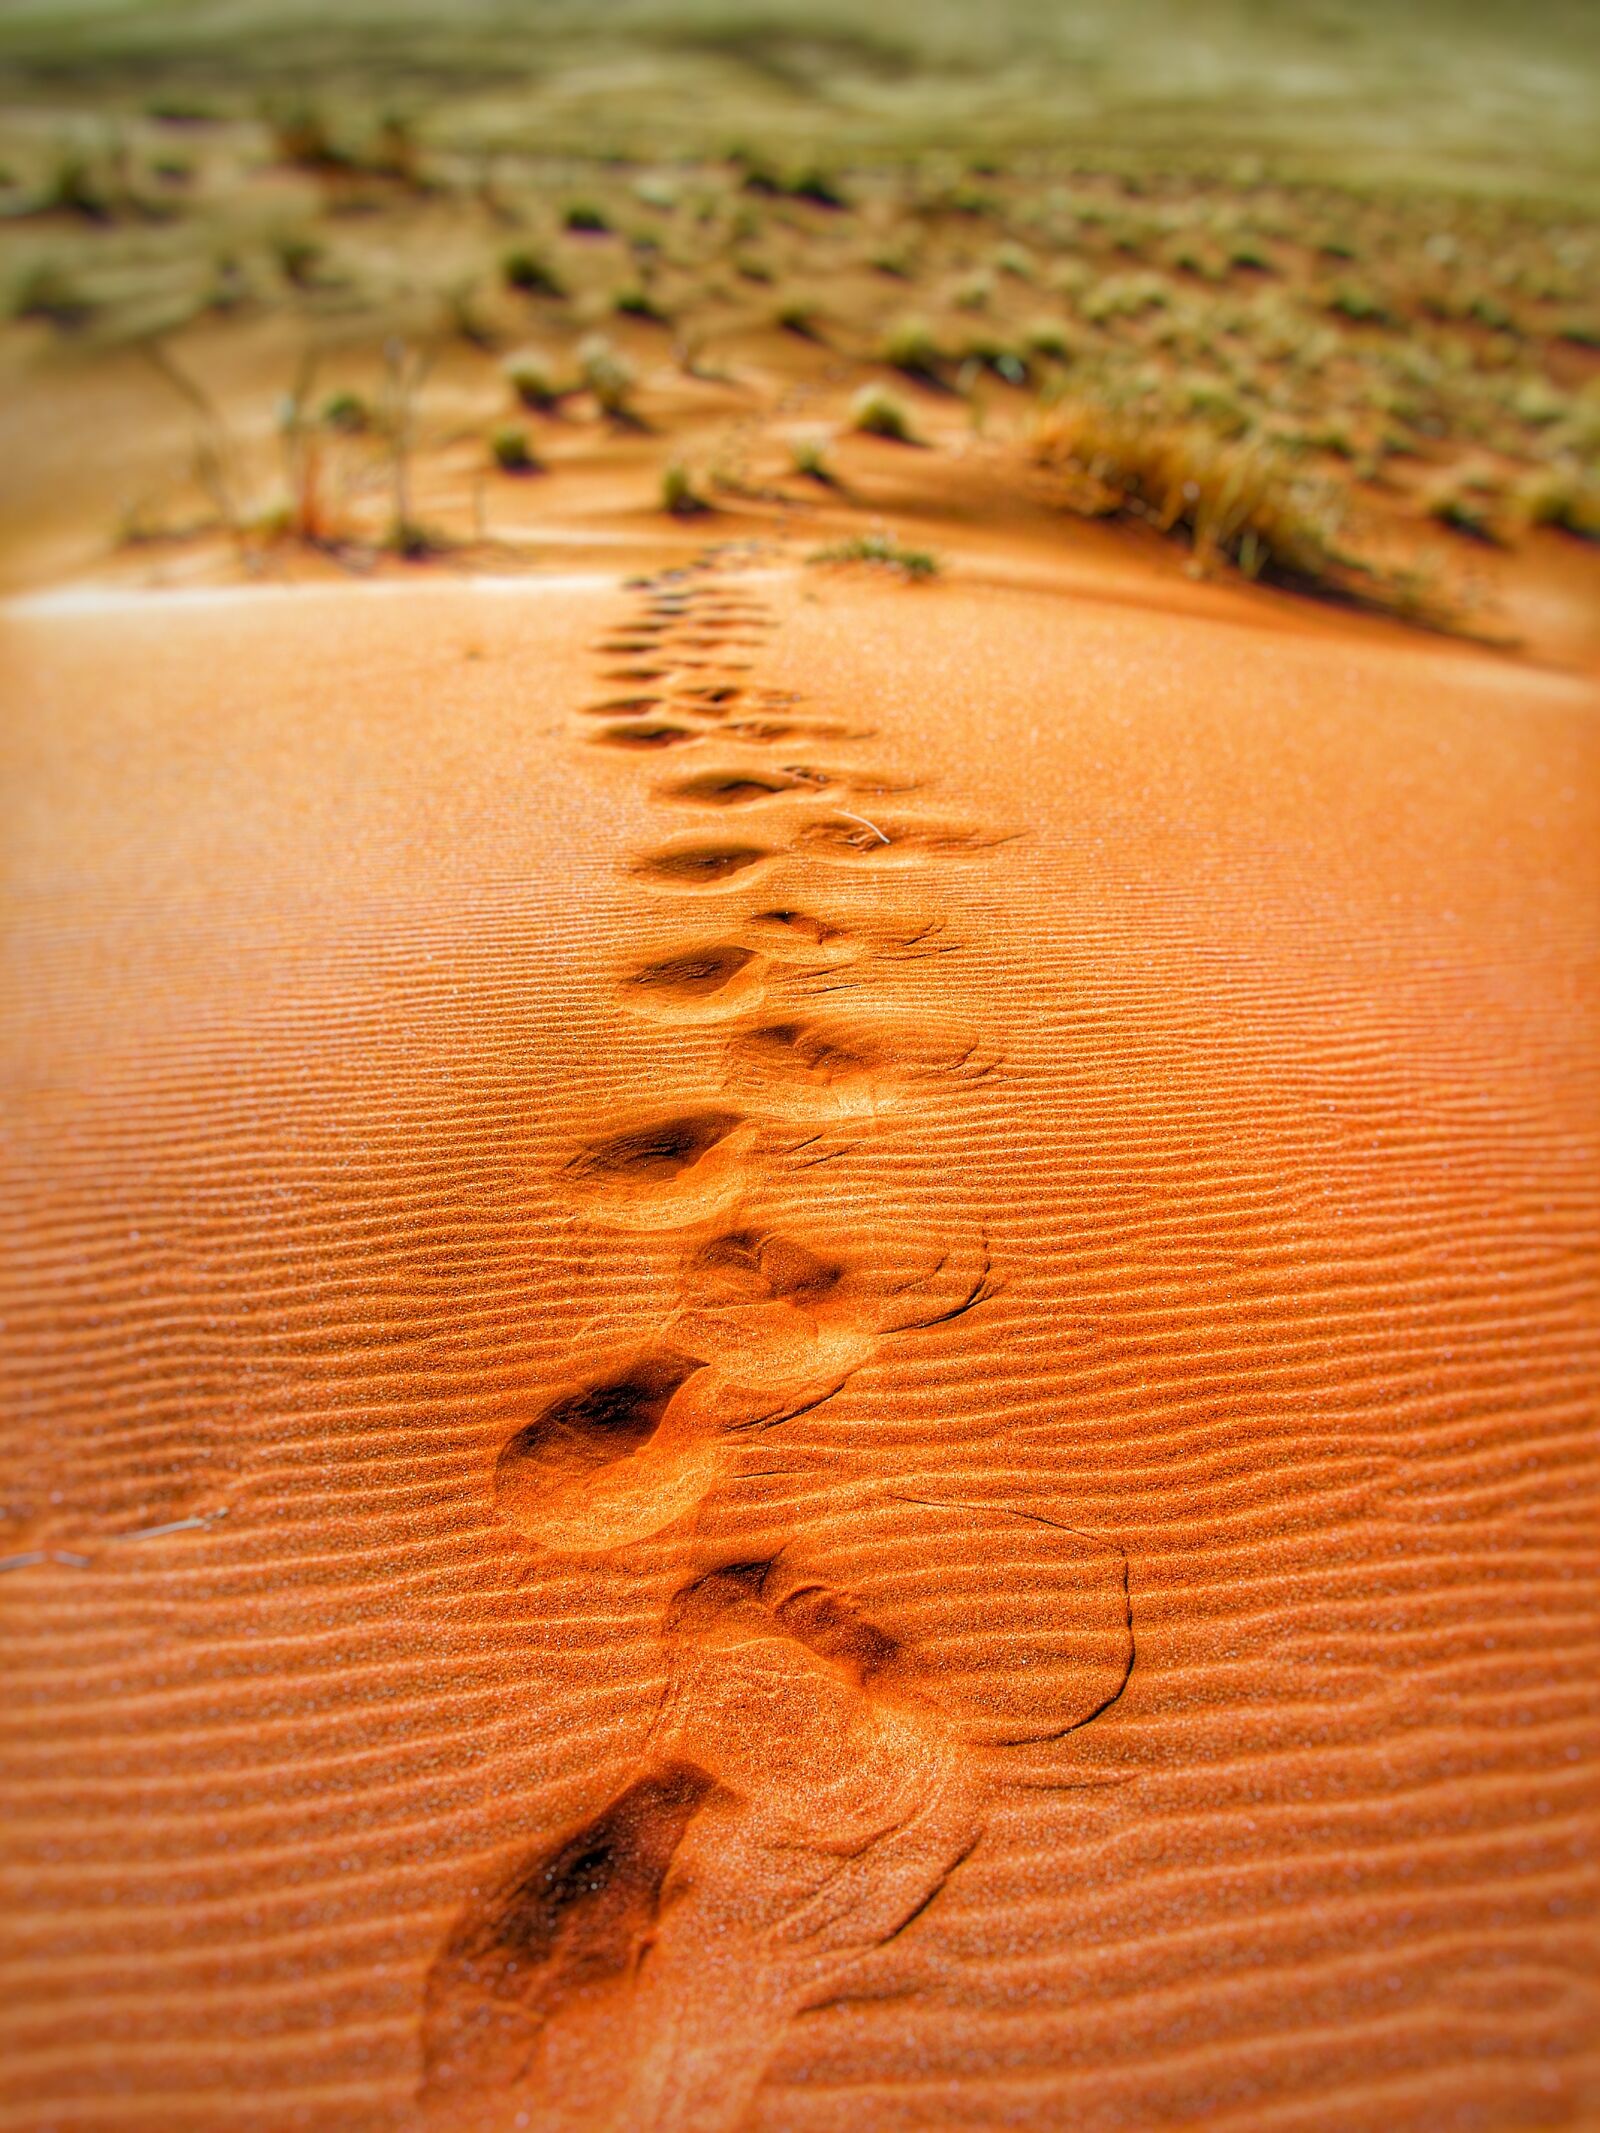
[422,553,1133,2132]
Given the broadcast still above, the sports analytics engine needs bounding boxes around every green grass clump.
[564,201,611,233]
[810,532,940,579]
[491,425,540,473]
[774,298,821,338]
[614,284,667,321]
[268,105,349,175]
[849,384,919,442]
[660,461,709,515]
[9,257,90,327]
[272,232,322,288]
[882,314,944,379]
[1424,472,1509,545]
[786,164,849,209]
[505,352,561,410]
[38,147,115,220]
[1519,463,1600,541]
[1031,394,1455,627]
[579,335,638,420]
[734,154,847,208]
[788,432,836,483]
[320,389,369,432]
[502,248,564,297]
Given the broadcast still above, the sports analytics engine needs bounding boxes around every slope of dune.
[2,526,1598,2131]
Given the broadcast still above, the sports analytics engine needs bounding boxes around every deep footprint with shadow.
[795,815,1009,863]
[631,842,771,888]
[421,1763,722,2112]
[670,1220,997,1388]
[659,770,807,808]
[582,694,663,717]
[741,908,854,958]
[594,721,702,751]
[566,1108,755,1227]
[618,944,766,1022]
[426,1474,1133,2124]
[493,1347,849,1554]
[492,1350,732,1551]
[723,1012,994,1118]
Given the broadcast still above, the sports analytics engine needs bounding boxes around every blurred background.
[0,0,1594,622]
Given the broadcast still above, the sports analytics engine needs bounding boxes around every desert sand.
[3,487,1598,2130]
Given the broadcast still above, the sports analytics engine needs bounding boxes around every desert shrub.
[491,425,540,472]
[9,257,90,326]
[1424,471,1510,544]
[960,334,1028,384]
[849,384,919,442]
[882,315,944,379]
[614,284,667,320]
[1518,462,1600,540]
[502,248,564,297]
[268,105,348,174]
[579,334,637,419]
[39,147,115,219]
[787,164,848,208]
[660,461,709,515]
[1023,319,1076,362]
[272,232,322,287]
[320,389,369,432]
[1031,394,1453,625]
[564,201,611,233]
[810,532,940,578]
[366,114,423,187]
[788,432,835,482]
[505,352,561,410]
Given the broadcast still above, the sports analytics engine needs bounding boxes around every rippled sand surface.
[3,548,1597,2130]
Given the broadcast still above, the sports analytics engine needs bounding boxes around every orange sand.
[2,537,1598,2131]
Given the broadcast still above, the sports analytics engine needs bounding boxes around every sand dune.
[2,534,1598,2131]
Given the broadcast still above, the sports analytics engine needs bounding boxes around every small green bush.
[882,315,943,379]
[491,425,540,473]
[579,335,637,420]
[502,248,564,297]
[661,461,709,515]
[789,432,835,482]
[849,384,918,442]
[505,353,560,410]
[809,532,940,579]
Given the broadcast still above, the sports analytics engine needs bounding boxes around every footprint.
[668,1229,866,1388]
[670,1222,996,1388]
[740,908,855,960]
[660,766,905,807]
[687,1489,1134,1751]
[676,684,743,709]
[722,718,872,745]
[493,1351,732,1551]
[566,1108,756,1228]
[618,944,767,1023]
[582,694,663,717]
[657,770,808,808]
[431,1479,1132,2129]
[794,814,1009,864]
[420,1763,723,2111]
[722,1011,994,1119]
[631,841,772,890]
[493,1351,845,1555]
[593,721,702,751]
